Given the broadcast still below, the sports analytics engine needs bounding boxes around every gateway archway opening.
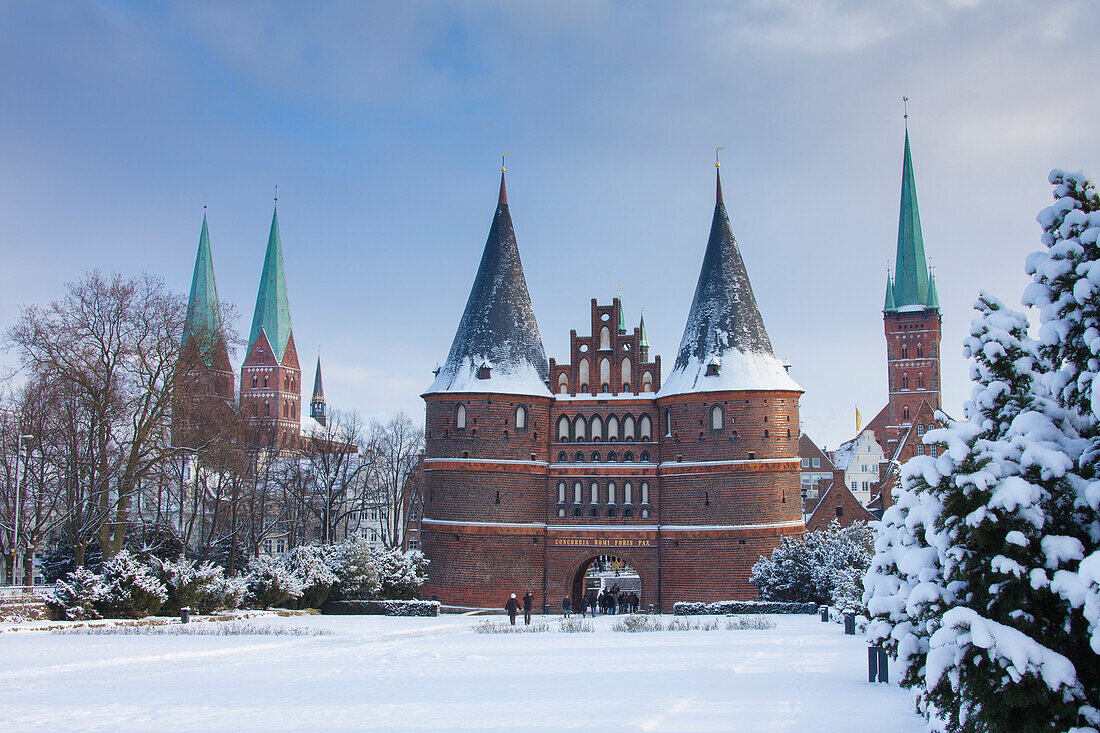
[571,554,642,614]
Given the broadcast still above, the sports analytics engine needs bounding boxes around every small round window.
[579,344,589,352]
[601,313,610,321]
[622,344,630,351]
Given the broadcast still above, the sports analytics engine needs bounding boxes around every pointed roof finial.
[274,184,278,204]
[715,147,726,205]
[498,154,509,207]
[903,96,909,128]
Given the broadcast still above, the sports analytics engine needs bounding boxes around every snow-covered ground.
[0,613,925,732]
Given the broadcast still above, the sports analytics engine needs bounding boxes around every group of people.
[504,592,535,625]
[562,586,641,617]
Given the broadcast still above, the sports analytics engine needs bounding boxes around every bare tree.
[363,413,425,550]
[7,271,201,561]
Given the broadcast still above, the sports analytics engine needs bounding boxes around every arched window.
[623,451,634,462]
[624,415,636,440]
[607,415,619,441]
[263,375,269,388]
[764,429,769,438]
[641,508,650,519]
[621,358,632,387]
[600,358,610,390]
[251,374,258,389]
[664,408,672,436]
[624,507,633,518]
[916,424,924,436]
[590,507,599,517]
[640,451,650,462]
[251,404,257,417]
[607,507,617,518]
[902,374,909,390]
[574,415,586,442]
[916,343,924,358]
[264,400,270,416]
[639,415,652,441]
[557,482,566,503]
[607,451,617,462]
[599,326,611,350]
[557,451,567,462]
[901,343,908,359]
[558,508,566,518]
[557,373,569,394]
[607,482,616,504]
[711,404,723,430]
[591,451,600,462]
[903,405,911,421]
[642,371,653,392]
[557,415,570,442]
[574,451,584,462]
[284,374,289,390]
[917,373,925,390]
[590,415,603,441]
[456,404,466,429]
[624,482,633,504]
[590,482,599,504]
[573,482,582,504]
[579,358,590,386]
[515,406,527,429]
[283,401,288,417]
[641,482,650,504]
[573,507,582,517]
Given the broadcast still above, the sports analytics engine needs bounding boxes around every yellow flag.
[856,406,862,433]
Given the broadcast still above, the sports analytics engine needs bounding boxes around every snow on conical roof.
[425,171,551,397]
[658,168,801,397]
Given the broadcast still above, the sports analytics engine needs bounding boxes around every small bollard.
[647,604,654,615]
[543,603,550,615]
[868,647,889,683]
[820,605,829,622]
[180,607,191,624]
[843,613,855,635]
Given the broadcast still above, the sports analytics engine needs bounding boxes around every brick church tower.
[240,206,302,447]
[654,166,804,600]
[880,130,941,458]
[173,211,235,447]
[419,169,554,607]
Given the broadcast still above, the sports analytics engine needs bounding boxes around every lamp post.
[10,433,33,587]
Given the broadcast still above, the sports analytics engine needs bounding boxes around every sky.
[1,0,1098,450]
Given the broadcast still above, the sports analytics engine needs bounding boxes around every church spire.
[425,166,550,397]
[311,350,326,427]
[182,211,225,359]
[892,130,931,307]
[883,271,896,311]
[658,166,801,396]
[248,205,294,362]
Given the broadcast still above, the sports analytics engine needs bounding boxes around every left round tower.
[420,170,553,609]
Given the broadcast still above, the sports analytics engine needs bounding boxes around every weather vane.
[715,146,725,167]
[501,153,509,172]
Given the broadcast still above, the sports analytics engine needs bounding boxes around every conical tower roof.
[312,352,325,402]
[425,171,550,397]
[883,273,896,311]
[925,271,940,309]
[658,168,801,397]
[182,212,226,359]
[639,311,649,350]
[248,207,294,362]
[892,131,931,307]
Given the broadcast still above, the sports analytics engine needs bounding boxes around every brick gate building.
[419,165,804,612]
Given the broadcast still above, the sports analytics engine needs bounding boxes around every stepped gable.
[425,171,551,397]
[248,207,294,363]
[659,168,801,396]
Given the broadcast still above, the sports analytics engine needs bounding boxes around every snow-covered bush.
[673,601,816,615]
[197,576,246,614]
[612,615,664,632]
[374,548,428,600]
[329,538,381,600]
[750,520,873,608]
[244,555,303,609]
[284,545,339,609]
[97,550,168,619]
[151,556,225,616]
[321,599,440,616]
[865,170,1100,731]
[558,617,594,633]
[44,567,104,621]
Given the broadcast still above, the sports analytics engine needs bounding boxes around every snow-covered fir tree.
[865,169,1100,731]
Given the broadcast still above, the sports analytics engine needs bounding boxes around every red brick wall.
[884,308,941,455]
[240,330,302,447]
[655,391,800,462]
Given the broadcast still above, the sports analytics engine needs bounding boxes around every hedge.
[321,600,440,617]
[672,601,818,615]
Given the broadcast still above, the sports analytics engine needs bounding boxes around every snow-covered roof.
[658,171,802,398]
[424,173,551,399]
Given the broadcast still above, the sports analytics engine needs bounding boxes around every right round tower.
[654,167,805,603]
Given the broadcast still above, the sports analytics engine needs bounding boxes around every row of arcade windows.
[557,414,652,442]
[557,359,654,394]
[556,450,651,463]
[557,480,650,505]
[248,399,296,419]
[899,342,926,359]
[454,404,528,430]
[248,373,297,391]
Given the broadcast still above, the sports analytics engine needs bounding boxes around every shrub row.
[672,601,818,615]
[321,600,440,617]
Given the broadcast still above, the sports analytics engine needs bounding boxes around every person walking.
[505,593,521,625]
[562,596,571,618]
[522,592,534,625]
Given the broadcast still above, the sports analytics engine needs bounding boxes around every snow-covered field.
[0,613,925,732]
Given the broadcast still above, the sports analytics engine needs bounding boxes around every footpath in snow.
[0,613,925,732]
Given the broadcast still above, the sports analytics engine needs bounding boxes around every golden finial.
[715,147,725,168]
[501,153,509,172]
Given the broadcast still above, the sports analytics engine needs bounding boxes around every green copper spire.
[892,131,930,307]
[883,273,896,311]
[248,207,294,361]
[639,311,649,349]
[618,296,626,333]
[182,212,225,359]
[925,271,940,309]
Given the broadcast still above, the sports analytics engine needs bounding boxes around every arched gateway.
[418,168,804,612]
[570,554,643,611]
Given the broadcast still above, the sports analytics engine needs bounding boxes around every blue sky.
[2,1,1098,450]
